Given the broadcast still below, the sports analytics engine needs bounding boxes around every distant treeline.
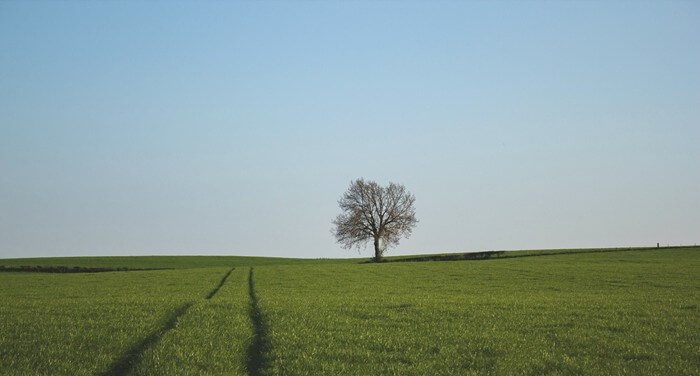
[0,265,172,273]
[373,245,697,264]
[374,251,506,263]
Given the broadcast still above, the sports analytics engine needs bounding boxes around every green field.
[0,247,698,375]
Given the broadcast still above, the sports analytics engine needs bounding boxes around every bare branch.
[332,178,418,261]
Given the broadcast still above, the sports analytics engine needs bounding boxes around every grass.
[129,268,252,375]
[381,244,698,262]
[0,265,169,273]
[1,245,691,270]
[0,268,228,375]
[254,248,699,374]
[0,246,697,375]
[0,255,353,269]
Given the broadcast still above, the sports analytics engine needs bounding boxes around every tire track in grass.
[100,303,193,376]
[207,267,235,299]
[246,267,271,376]
[100,267,235,376]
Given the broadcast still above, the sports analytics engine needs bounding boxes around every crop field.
[0,247,698,375]
[0,268,229,375]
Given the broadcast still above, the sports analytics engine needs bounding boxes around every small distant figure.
[657,242,660,248]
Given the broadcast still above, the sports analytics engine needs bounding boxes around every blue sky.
[1,1,698,259]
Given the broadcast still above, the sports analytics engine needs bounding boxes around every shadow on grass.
[247,267,272,376]
[206,267,234,299]
[99,303,192,376]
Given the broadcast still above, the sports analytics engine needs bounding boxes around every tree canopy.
[333,179,417,261]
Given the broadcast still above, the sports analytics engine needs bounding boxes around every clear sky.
[1,1,698,259]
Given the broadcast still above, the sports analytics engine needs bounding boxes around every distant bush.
[384,251,506,263]
[0,265,169,273]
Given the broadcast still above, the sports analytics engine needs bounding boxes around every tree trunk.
[373,237,381,262]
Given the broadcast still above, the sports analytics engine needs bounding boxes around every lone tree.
[333,178,418,262]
